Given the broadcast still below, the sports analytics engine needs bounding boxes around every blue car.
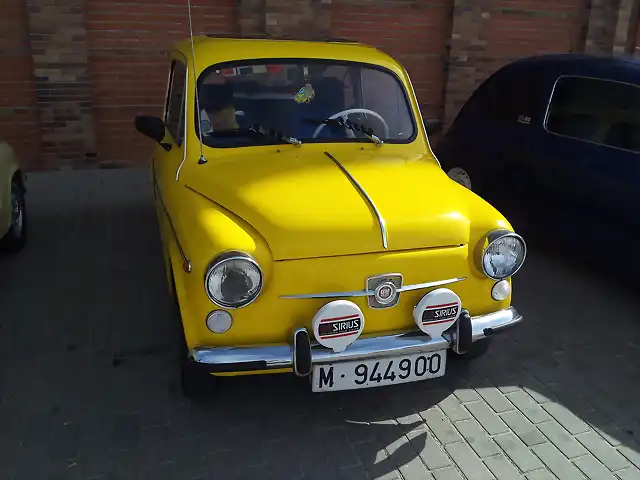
[434,53,640,278]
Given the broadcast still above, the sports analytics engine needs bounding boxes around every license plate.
[311,350,447,392]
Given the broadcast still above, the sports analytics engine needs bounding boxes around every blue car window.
[545,76,640,153]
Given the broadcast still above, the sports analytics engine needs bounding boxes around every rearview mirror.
[425,118,443,136]
[135,115,166,143]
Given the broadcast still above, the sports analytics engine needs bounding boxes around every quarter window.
[545,76,640,153]
[165,60,187,146]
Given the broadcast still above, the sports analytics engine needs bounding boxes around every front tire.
[1,181,27,252]
[171,271,214,400]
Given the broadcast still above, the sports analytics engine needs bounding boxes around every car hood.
[184,147,475,261]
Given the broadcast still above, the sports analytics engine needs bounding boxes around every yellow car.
[135,35,526,398]
[0,140,27,252]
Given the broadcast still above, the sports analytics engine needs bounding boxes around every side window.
[545,76,640,153]
[165,60,187,146]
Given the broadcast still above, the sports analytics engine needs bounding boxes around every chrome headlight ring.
[204,251,264,309]
[480,229,527,280]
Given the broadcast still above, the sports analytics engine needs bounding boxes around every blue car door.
[540,76,640,239]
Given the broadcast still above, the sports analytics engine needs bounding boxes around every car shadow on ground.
[1,170,639,479]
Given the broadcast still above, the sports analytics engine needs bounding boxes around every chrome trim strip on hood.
[324,151,388,249]
[280,276,466,299]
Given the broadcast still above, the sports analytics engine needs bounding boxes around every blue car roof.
[504,53,640,84]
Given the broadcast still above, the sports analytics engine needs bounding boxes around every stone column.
[265,0,331,38]
[238,0,266,36]
[585,0,622,54]
[612,0,639,54]
[26,0,97,169]
[442,0,492,129]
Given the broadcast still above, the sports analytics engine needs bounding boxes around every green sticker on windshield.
[294,83,315,104]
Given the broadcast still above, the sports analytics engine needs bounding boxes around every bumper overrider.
[188,306,522,376]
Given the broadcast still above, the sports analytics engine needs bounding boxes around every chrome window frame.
[543,74,640,155]
[164,54,189,148]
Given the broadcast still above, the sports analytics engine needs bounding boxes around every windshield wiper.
[306,117,384,146]
[205,125,301,147]
[249,124,302,147]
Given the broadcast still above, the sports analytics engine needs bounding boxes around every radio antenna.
[187,0,207,164]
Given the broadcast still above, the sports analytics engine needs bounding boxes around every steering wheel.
[312,108,390,139]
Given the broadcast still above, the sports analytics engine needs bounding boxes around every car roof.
[500,53,640,84]
[173,35,403,76]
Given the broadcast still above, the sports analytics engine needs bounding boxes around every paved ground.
[0,168,639,480]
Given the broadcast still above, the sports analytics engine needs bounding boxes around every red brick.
[331,0,453,121]
[86,0,238,164]
[0,0,41,169]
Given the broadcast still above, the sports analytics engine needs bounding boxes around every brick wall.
[636,11,640,54]
[331,0,454,121]
[443,0,589,130]
[0,0,40,168]
[2,0,639,170]
[86,0,239,167]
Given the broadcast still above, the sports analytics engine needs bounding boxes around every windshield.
[196,59,416,147]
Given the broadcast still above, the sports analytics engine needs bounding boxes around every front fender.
[449,180,518,282]
[168,185,273,349]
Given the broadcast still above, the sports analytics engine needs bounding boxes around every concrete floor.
[0,168,639,480]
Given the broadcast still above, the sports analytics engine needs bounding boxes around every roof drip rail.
[205,33,354,43]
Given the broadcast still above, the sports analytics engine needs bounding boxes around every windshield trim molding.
[195,57,418,148]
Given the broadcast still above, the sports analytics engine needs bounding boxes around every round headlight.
[205,252,263,309]
[481,231,526,280]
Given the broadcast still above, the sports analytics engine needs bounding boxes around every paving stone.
[383,434,433,480]
[476,387,515,414]
[522,383,555,404]
[525,469,557,480]
[506,391,553,424]
[537,421,589,459]
[454,419,500,458]
[483,454,524,479]
[420,408,464,445]
[452,384,482,403]
[575,431,630,471]
[531,443,587,479]
[3,168,640,480]
[399,457,435,480]
[432,466,465,480]
[574,455,618,480]
[337,465,370,480]
[500,411,547,447]
[452,390,484,407]
[619,446,640,470]
[445,442,494,480]
[493,432,544,473]
[542,403,591,436]
[406,430,452,470]
[616,467,640,480]
[466,402,510,435]
[439,394,472,421]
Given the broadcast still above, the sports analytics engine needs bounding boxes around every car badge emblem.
[374,282,396,305]
[366,274,402,309]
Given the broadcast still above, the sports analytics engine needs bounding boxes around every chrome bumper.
[190,306,522,373]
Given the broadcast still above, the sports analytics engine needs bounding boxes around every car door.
[541,75,640,233]
[153,57,189,257]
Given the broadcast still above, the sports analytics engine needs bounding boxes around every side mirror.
[425,118,443,136]
[135,115,167,143]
